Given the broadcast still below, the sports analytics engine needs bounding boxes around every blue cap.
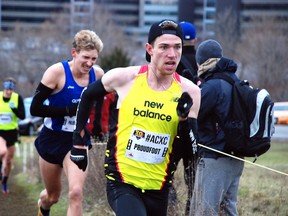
[179,21,196,40]
[3,80,15,90]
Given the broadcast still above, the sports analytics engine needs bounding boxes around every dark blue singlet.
[35,60,95,166]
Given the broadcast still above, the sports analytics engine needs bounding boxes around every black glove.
[176,92,193,118]
[93,131,105,142]
[70,147,88,171]
[182,69,200,85]
[70,130,88,171]
[66,103,79,116]
[92,126,104,142]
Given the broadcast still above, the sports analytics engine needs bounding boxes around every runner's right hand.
[71,130,88,171]
[70,147,88,171]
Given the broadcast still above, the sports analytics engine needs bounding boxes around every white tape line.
[198,143,288,177]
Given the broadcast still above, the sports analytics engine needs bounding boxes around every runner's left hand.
[176,92,193,118]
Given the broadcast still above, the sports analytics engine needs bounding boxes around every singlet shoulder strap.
[138,64,181,83]
[173,72,181,83]
[138,65,148,74]
[89,67,96,83]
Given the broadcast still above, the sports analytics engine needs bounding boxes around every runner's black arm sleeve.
[178,118,198,157]
[11,95,25,120]
[75,79,108,133]
[92,96,104,136]
[30,82,77,117]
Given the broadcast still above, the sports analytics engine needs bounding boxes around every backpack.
[211,73,274,159]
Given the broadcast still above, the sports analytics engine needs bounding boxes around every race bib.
[125,127,170,164]
[0,113,12,124]
[61,116,76,132]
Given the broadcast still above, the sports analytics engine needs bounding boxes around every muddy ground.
[0,170,37,216]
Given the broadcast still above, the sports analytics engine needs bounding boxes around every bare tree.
[235,17,288,101]
[215,7,240,59]
[214,11,288,102]
[0,24,55,97]
[0,2,138,98]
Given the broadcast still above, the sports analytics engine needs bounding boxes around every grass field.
[15,137,288,216]
[237,143,288,216]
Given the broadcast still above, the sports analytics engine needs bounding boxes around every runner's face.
[149,34,182,75]
[3,89,13,98]
[73,49,98,74]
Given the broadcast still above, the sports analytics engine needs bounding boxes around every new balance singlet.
[44,61,96,132]
[105,65,182,190]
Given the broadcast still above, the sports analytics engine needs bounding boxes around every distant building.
[0,0,70,30]
[1,0,287,43]
[179,0,288,39]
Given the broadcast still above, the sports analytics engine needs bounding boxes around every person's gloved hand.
[93,131,105,142]
[176,92,193,118]
[71,130,88,171]
[70,146,88,171]
[9,102,15,109]
[92,122,104,142]
[9,102,18,113]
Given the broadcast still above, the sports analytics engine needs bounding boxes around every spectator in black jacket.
[190,39,244,216]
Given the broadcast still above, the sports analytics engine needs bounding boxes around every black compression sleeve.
[75,78,108,133]
[92,97,104,135]
[30,82,69,117]
[178,118,198,157]
[11,95,25,120]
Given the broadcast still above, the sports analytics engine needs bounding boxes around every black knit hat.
[195,39,223,65]
[146,19,183,62]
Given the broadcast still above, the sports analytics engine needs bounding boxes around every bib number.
[0,113,12,124]
[125,127,170,164]
[61,116,76,132]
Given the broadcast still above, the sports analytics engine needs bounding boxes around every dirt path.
[0,166,38,216]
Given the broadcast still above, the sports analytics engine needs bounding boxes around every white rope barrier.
[91,141,288,176]
[198,143,288,177]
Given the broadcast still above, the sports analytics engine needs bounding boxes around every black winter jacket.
[177,46,198,76]
[198,57,239,158]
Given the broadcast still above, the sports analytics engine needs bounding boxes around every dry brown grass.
[22,138,288,216]
[82,142,288,216]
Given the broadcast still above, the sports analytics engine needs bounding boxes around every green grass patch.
[14,139,68,215]
[15,172,68,215]
[237,142,288,216]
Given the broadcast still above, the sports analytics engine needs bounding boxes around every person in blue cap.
[177,21,199,85]
[169,21,199,216]
[0,77,25,195]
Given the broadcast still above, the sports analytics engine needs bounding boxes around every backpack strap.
[212,73,251,88]
[210,73,235,85]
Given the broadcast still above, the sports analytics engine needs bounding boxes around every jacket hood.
[203,57,238,80]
